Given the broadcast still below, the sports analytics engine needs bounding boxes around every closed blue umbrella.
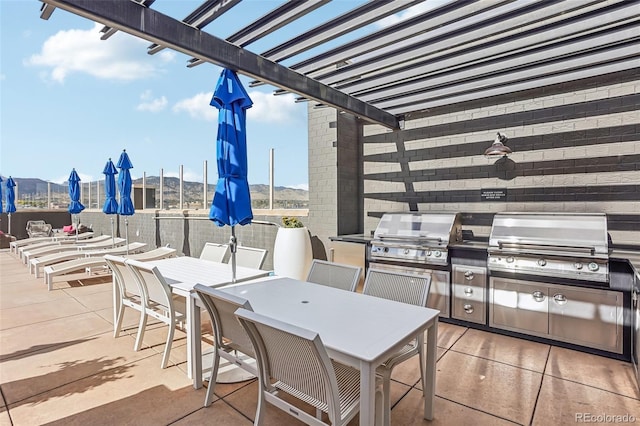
[6,177,16,236]
[102,158,119,247]
[68,169,84,240]
[209,68,253,282]
[0,176,3,214]
[116,150,135,254]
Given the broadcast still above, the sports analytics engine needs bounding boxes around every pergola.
[39,0,640,130]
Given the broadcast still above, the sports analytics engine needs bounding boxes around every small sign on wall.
[481,188,507,201]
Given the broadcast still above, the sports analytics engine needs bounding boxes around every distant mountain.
[1,176,308,202]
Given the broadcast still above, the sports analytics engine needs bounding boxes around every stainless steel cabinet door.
[490,277,549,336]
[548,285,623,354]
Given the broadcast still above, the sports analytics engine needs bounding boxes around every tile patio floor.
[1,250,639,425]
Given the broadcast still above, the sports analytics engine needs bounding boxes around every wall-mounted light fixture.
[484,132,513,158]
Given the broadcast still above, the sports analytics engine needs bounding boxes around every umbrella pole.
[125,218,129,255]
[8,213,11,238]
[230,226,237,283]
[75,215,79,242]
[110,216,115,248]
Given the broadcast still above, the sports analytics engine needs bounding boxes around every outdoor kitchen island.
[330,213,640,367]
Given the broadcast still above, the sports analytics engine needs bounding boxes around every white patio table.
[127,256,270,388]
[221,276,440,426]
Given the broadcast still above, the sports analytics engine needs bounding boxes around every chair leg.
[255,385,266,425]
[133,310,148,352]
[113,303,125,337]
[204,349,221,407]
[160,319,176,369]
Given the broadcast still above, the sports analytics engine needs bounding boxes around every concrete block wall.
[308,106,339,254]
[77,210,308,271]
[357,70,640,245]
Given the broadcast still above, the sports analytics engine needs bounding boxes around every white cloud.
[248,92,301,123]
[137,90,168,112]
[172,92,217,121]
[172,91,301,124]
[376,2,447,28]
[26,23,173,83]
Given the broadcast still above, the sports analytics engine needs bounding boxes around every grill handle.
[496,241,596,256]
[377,235,443,243]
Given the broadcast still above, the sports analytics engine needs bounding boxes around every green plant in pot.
[281,216,304,228]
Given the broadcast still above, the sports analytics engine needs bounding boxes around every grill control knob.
[574,262,584,270]
[425,250,432,256]
[434,250,442,257]
[383,247,389,253]
[537,259,547,267]
[506,256,515,263]
[403,248,410,255]
[588,262,599,272]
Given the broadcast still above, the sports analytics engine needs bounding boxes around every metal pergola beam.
[261,0,424,63]
[40,0,400,130]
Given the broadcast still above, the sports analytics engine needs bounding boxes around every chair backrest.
[125,259,174,313]
[104,254,140,298]
[233,246,267,269]
[306,260,362,292]
[200,243,229,263]
[363,268,432,307]
[127,246,177,261]
[194,284,255,357]
[235,308,343,424]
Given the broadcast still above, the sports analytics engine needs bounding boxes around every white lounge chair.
[31,241,144,277]
[13,232,95,255]
[41,243,152,290]
[19,234,109,260]
[23,237,125,265]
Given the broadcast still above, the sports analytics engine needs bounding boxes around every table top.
[146,256,271,293]
[222,277,440,364]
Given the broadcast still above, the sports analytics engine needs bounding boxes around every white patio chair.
[235,308,382,426]
[362,268,432,426]
[194,284,258,407]
[233,246,267,269]
[199,242,229,263]
[105,254,146,350]
[125,258,185,369]
[306,259,362,292]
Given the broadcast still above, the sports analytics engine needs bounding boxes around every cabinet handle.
[553,293,568,305]
[532,291,545,302]
[463,304,474,314]
[464,287,473,296]
[464,270,474,280]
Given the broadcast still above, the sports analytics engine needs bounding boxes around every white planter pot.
[273,227,312,280]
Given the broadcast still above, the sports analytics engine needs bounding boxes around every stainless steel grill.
[368,212,463,318]
[370,212,463,266]
[487,212,609,283]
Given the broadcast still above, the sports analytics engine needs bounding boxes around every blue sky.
[0,0,434,189]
